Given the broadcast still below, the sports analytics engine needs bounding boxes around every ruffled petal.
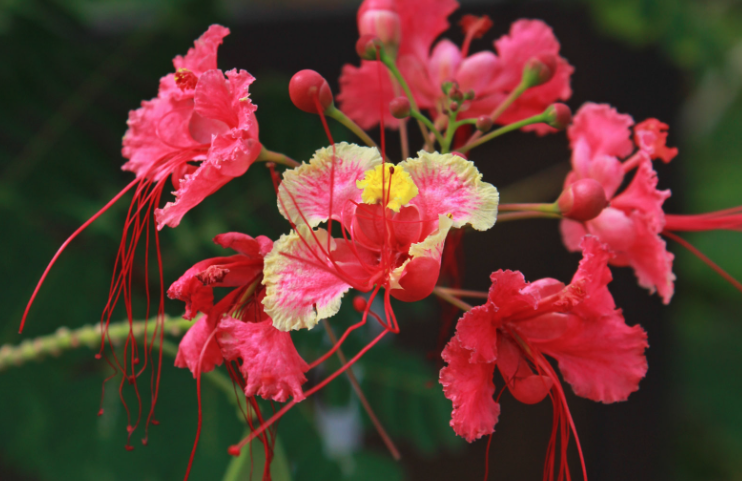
[625,212,676,304]
[218,317,309,402]
[173,24,230,75]
[399,151,499,231]
[174,315,223,377]
[278,143,383,228]
[440,336,499,443]
[568,103,634,160]
[453,302,498,363]
[155,131,261,229]
[611,159,670,233]
[535,311,648,403]
[262,225,353,331]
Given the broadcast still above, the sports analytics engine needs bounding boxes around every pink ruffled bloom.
[339,0,573,133]
[560,103,677,303]
[168,232,308,402]
[261,143,499,331]
[440,236,648,474]
[122,25,261,229]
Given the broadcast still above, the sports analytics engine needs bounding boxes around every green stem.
[326,106,380,151]
[257,147,300,168]
[498,202,560,214]
[462,81,529,148]
[441,110,459,154]
[410,110,444,146]
[456,112,549,154]
[497,211,561,222]
[0,316,193,371]
[378,48,434,151]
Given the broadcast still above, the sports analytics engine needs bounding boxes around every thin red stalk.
[229,328,390,453]
[663,231,742,293]
[183,328,220,481]
[20,178,139,333]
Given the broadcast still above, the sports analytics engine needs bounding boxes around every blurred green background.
[1,0,741,480]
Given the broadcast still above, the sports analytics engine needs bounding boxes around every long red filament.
[19,178,139,333]
[663,230,742,293]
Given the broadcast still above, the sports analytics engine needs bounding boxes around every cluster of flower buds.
[18,1,742,480]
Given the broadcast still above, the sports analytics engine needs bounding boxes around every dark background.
[1,0,741,480]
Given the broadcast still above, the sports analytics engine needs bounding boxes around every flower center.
[356,163,418,212]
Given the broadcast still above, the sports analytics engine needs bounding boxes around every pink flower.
[261,143,499,331]
[440,236,648,475]
[169,232,308,403]
[560,103,676,303]
[122,25,261,229]
[339,0,573,134]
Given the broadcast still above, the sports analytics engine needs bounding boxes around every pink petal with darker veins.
[440,337,499,443]
[218,317,309,402]
[174,315,224,377]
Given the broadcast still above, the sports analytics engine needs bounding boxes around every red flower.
[440,236,648,477]
[560,103,676,303]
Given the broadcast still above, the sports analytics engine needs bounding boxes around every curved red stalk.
[663,230,742,294]
[19,178,139,333]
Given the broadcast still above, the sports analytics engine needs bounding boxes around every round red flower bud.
[358,0,401,53]
[389,96,411,119]
[352,295,367,312]
[356,34,382,60]
[544,103,572,130]
[521,54,558,88]
[476,115,493,132]
[557,178,609,222]
[289,69,334,114]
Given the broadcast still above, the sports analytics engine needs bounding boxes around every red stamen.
[19,178,139,333]
[663,230,742,294]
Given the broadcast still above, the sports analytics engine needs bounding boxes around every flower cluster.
[19,0,742,479]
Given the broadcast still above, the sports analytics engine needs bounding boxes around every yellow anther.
[356,163,418,212]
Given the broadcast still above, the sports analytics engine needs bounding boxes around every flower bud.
[464,89,476,100]
[389,96,411,119]
[356,34,382,60]
[557,178,608,222]
[449,101,460,112]
[448,85,464,103]
[441,81,454,96]
[475,115,493,132]
[289,69,334,114]
[358,0,401,55]
[521,54,558,88]
[543,103,572,130]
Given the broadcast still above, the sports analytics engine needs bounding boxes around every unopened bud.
[557,179,608,222]
[449,101,460,111]
[289,69,334,114]
[358,0,401,55]
[522,54,558,89]
[356,34,382,60]
[390,96,411,119]
[543,103,572,130]
[475,115,493,132]
[448,85,463,103]
[352,295,367,312]
[464,89,476,100]
[441,81,454,96]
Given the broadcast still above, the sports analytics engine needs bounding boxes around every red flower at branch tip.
[440,236,648,478]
